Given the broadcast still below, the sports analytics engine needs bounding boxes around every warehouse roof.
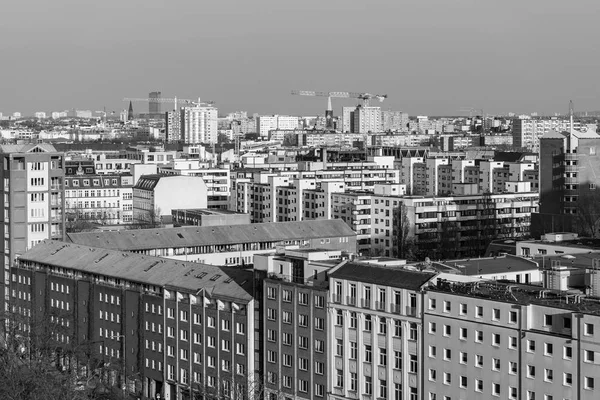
[330,261,436,291]
[67,220,356,251]
[19,240,254,301]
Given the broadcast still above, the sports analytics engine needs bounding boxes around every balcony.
[361,299,371,309]
[346,296,357,306]
[332,294,342,304]
[391,304,402,314]
[406,306,417,317]
[375,301,386,311]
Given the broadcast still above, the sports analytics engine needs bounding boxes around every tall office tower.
[353,105,382,133]
[180,106,218,144]
[149,91,162,118]
[165,110,182,143]
[342,107,356,133]
[382,110,409,132]
[0,144,65,310]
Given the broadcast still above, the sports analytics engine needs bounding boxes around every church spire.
[128,101,134,121]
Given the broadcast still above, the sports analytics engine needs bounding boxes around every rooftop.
[433,255,538,276]
[172,208,244,216]
[330,261,436,291]
[429,279,600,316]
[18,240,254,301]
[67,220,356,251]
[0,143,59,154]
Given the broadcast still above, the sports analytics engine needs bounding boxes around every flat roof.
[430,279,600,316]
[434,255,539,276]
[19,240,253,301]
[521,237,600,250]
[330,261,436,291]
[67,220,356,251]
[172,208,245,216]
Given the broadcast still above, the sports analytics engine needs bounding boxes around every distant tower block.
[149,91,162,117]
[325,96,334,130]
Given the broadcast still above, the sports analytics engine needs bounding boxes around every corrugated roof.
[330,262,436,290]
[67,220,356,251]
[19,240,254,301]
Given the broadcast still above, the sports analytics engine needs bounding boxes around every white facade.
[256,115,299,137]
[180,106,218,144]
[353,106,382,133]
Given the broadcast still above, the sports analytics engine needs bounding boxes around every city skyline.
[1,0,599,116]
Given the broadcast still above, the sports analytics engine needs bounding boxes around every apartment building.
[382,110,409,132]
[328,262,436,400]
[67,220,357,267]
[353,106,382,133]
[180,106,218,144]
[0,144,65,310]
[12,240,256,400]
[133,175,208,223]
[371,192,539,259]
[534,128,600,236]
[257,249,341,399]
[63,160,134,225]
[157,161,231,209]
[512,118,579,151]
[165,109,181,143]
[256,116,299,138]
[424,278,600,400]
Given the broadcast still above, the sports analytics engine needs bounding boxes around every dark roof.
[330,262,436,290]
[67,220,356,251]
[493,152,526,162]
[19,240,253,301]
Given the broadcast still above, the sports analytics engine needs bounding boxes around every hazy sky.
[1,0,599,117]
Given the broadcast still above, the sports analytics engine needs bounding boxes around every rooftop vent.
[210,274,222,281]
[144,261,160,272]
[177,233,184,239]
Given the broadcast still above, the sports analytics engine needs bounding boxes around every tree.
[575,189,600,238]
[191,374,288,400]
[0,303,123,400]
[65,203,114,233]
[394,202,417,260]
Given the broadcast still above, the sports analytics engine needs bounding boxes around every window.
[409,354,417,373]
[267,350,277,363]
[336,339,343,357]
[475,306,483,318]
[443,325,451,337]
[207,316,215,327]
[460,303,467,315]
[443,348,451,361]
[509,311,517,323]
[564,372,573,386]
[429,322,437,334]
[563,317,571,329]
[167,308,174,319]
[298,314,308,327]
[350,373,357,392]
[336,310,343,325]
[492,383,500,396]
[282,311,291,324]
[379,348,387,366]
[443,301,451,313]
[475,330,483,343]
[509,336,517,349]
[585,377,595,390]
[314,317,324,330]
[544,369,553,382]
[475,379,483,392]
[282,332,292,346]
[429,298,437,310]
[315,339,324,353]
[364,376,372,395]
[527,365,536,379]
[315,384,325,397]
[283,354,292,367]
[544,342,553,356]
[544,314,553,326]
[282,289,291,302]
[315,362,325,375]
[395,351,402,369]
[350,341,357,359]
[379,317,387,334]
[429,369,437,382]
[509,387,517,400]
[460,376,467,388]
[584,323,594,336]
[476,354,483,367]
[443,372,451,385]
[492,333,500,346]
[350,312,357,328]
[298,336,308,349]
[394,320,402,337]
[564,346,573,360]
[509,361,517,375]
[459,351,467,364]
[584,350,595,362]
[298,379,308,393]
[365,345,372,362]
[492,308,500,320]
[492,358,500,371]
[298,292,308,305]
[409,322,417,340]
[379,379,387,398]
[266,287,276,299]
[365,315,372,331]
[460,327,467,340]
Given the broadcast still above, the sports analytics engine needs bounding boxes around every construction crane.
[123,96,215,112]
[292,90,387,129]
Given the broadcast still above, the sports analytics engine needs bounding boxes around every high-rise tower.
[149,91,162,118]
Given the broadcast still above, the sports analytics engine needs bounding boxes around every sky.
[1,0,599,117]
